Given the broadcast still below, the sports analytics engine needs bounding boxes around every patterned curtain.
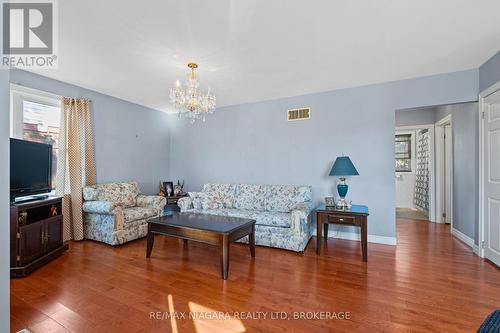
[56,98,96,241]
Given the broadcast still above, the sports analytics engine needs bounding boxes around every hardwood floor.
[10,219,500,333]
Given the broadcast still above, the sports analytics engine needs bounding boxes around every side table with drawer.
[315,204,369,261]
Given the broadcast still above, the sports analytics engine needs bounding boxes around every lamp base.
[337,177,348,198]
[336,198,351,210]
[336,177,351,210]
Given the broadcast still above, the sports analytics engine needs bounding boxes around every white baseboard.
[334,231,397,246]
[451,228,479,254]
[314,230,397,246]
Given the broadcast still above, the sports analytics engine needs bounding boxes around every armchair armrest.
[178,196,193,211]
[82,201,125,231]
[136,195,167,214]
[83,200,120,215]
[290,202,313,235]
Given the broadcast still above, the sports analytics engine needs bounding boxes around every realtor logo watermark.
[1,0,58,68]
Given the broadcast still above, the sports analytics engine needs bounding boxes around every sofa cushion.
[188,192,204,210]
[265,185,312,212]
[122,207,157,223]
[200,192,225,210]
[243,210,291,228]
[194,208,291,228]
[83,182,140,208]
[202,184,237,208]
[234,184,267,211]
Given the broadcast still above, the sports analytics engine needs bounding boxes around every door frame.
[478,80,500,258]
[435,114,453,228]
[395,124,436,222]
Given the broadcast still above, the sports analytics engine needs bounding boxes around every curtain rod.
[62,97,92,102]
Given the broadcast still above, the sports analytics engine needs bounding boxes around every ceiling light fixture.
[169,63,216,123]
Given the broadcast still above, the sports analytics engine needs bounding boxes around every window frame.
[395,131,416,174]
[10,84,62,192]
[10,84,62,138]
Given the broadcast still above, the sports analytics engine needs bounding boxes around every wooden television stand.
[10,196,69,278]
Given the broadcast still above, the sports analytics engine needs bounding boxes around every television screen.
[10,138,53,198]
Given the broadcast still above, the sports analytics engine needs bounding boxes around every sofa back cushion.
[265,185,312,212]
[234,184,267,211]
[188,192,204,210]
[200,192,226,210]
[83,182,140,208]
[202,184,236,208]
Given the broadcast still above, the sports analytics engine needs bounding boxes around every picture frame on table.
[163,181,174,197]
[325,197,335,207]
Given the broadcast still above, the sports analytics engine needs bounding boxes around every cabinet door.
[19,221,44,265]
[10,206,18,267]
[45,216,63,252]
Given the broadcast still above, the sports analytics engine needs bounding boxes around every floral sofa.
[178,184,314,252]
[82,182,166,245]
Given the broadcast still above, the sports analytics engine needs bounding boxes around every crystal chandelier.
[169,63,216,123]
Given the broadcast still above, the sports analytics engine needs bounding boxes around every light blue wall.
[10,70,170,194]
[0,69,10,333]
[479,51,500,92]
[435,103,479,244]
[169,69,479,240]
[395,107,436,126]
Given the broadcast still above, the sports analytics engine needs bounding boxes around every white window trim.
[10,84,61,139]
[395,130,416,175]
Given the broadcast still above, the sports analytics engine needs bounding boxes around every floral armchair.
[82,182,166,245]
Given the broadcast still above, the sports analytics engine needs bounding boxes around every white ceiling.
[30,0,500,112]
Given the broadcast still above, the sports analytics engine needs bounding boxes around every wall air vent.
[287,107,311,121]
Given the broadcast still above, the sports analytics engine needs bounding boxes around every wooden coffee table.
[146,213,256,280]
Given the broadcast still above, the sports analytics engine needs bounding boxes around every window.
[395,134,412,172]
[10,85,61,190]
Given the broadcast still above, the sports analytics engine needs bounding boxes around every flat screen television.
[10,138,53,201]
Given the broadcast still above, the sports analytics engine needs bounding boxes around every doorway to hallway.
[395,124,434,221]
[394,101,478,249]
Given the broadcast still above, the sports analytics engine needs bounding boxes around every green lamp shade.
[329,156,359,176]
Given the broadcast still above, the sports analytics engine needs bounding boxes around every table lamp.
[329,156,359,209]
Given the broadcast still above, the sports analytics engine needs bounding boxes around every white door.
[444,125,452,224]
[484,89,500,266]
